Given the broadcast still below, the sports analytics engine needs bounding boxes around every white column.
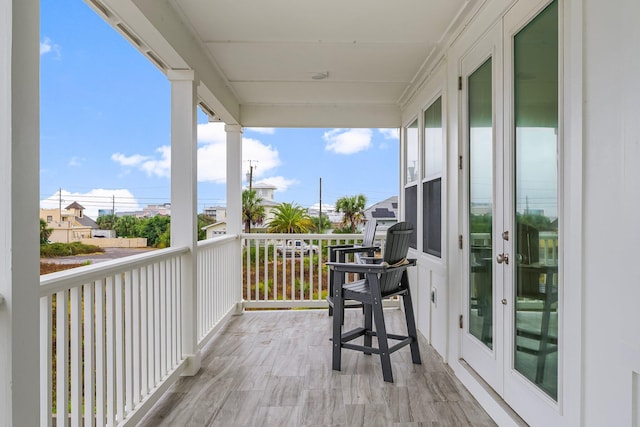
[0,0,40,425]
[225,124,243,235]
[225,125,244,311]
[168,69,201,376]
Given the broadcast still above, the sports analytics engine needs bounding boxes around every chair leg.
[401,281,421,365]
[372,297,393,382]
[363,303,372,355]
[332,284,344,372]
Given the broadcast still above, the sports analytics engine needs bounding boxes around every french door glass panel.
[468,59,494,349]
[513,0,559,400]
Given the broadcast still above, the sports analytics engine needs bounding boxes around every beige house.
[40,201,98,243]
[201,221,227,239]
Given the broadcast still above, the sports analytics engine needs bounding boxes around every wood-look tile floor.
[138,309,497,427]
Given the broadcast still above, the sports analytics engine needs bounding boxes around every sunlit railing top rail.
[241,232,388,309]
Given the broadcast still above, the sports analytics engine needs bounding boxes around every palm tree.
[242,189,266,233]
[311,213,332,233]
[267,202,313,233]
[40,219,52,244]
[335,194,367,233]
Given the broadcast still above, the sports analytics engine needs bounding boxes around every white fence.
[37,231,392,425]
[241,232,388,309]
[40,247,188,426]
[197,235,241,344]
[39,235,242,427]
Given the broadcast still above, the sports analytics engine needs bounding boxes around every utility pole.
[112,194,116,230]
[58,188,62,223]
[246,160,258,191]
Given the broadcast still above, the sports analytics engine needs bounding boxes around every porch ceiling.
[93,0,478,127]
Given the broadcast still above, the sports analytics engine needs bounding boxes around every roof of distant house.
[65,201,85,210]
[76,215,99,229]
[364,196,398,221]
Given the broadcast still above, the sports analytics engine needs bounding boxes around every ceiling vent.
[146,51,166,71]
[116,23,142,48]
[87,0,111,18]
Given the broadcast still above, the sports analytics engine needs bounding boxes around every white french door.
[461,0,562,425]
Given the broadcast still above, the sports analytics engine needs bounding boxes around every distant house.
[248,183,280,231]
[116,203,172,218]
[251,183,276,202]
[364,196,398,230]
[202,221,227,238]
[202,206,227,222]
[40,201,99,243]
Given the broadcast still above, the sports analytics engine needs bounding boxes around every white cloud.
[111,152,150,167]
[112,147,170,178]
[113,122,284,184]
[246,127,276,135]
[40,37,61,58]
[256,176,298,193]
[197,140,226,183]
[378,128,399,140]
[197,122,226,145]
[68,156,84,167]
[140,146,171,178]
[324,128,372,155]
[40,188,141,219]
[242,138,281,179]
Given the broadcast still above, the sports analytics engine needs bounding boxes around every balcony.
[39,232,494,426]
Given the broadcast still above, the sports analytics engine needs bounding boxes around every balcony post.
[0,0,40,424]
[225,124,244,310]
[168,69,201,375]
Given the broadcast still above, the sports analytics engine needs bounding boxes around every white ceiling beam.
[240,104,401,128]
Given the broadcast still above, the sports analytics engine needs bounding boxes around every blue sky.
[40,1,399,219]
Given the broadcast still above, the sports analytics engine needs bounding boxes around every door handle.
[496,253,509,265]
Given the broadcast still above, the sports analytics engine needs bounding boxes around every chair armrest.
[333,245,380,255]
[358,257,418,267]
[326,261,388,274]
[328,244,355,251]
[327,260,414,274]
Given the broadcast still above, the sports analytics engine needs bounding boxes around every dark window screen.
[422,178,442,257]
[404,185,418,249]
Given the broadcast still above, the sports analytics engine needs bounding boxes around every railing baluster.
[56,290,69,427]
[115,273,125,422]
[70,286,82,427]
[124,270,134,416]
[40,295,52,427]
[140,267,149,397]
[159,260,167,377]
[84,283,95,427]
[95,280,105,427]
[105,276,116,426]
[153,262,161,385]
[132,268,141,409]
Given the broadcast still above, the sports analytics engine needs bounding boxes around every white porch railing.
[39,235,242,427]
[37,231,393,426]
[197,235,242,344]
[241,232,388,309]
[40,247,188,427]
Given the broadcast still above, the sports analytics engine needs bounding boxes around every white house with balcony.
[2,0,640,426]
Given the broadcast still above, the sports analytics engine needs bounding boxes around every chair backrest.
[379,222,413,293]
[382,222,413,264]
[362,219,378,247]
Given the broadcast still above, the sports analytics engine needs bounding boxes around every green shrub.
[40,242,104,258]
